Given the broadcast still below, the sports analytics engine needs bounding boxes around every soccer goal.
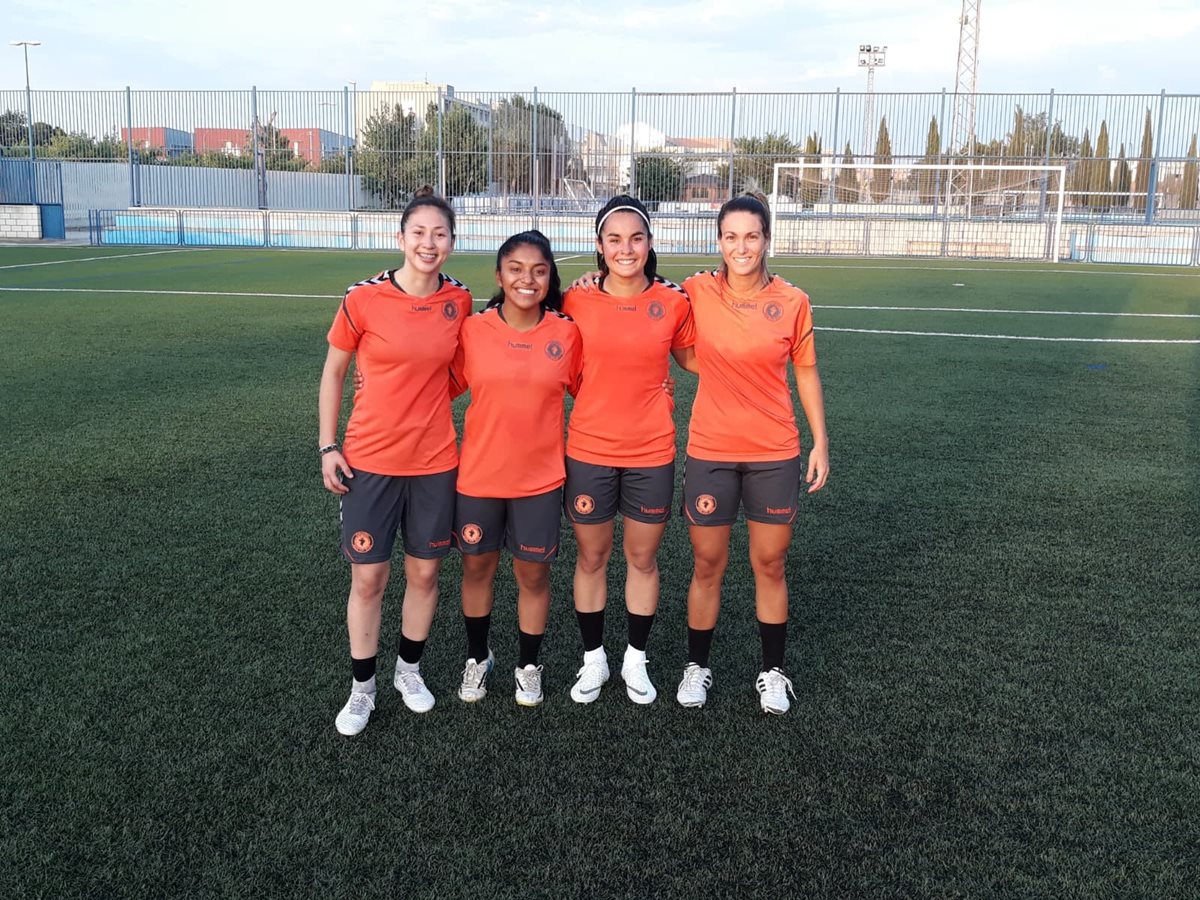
[770,161,1067,261]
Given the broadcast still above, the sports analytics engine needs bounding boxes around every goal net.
[770,161,1067,261]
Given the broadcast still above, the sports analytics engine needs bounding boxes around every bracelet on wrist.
[319,443,340,456]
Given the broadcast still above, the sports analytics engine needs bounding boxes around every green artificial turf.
[1,248,1198,898]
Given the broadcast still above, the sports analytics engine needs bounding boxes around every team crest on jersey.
[442,301,459,320]
[574,494,595,515]
[647,300,665,320]
[695,494,718,516]
[764,302,783,322]
[351,531,374,553]
[460,523,483,545]
[545,340,565,361]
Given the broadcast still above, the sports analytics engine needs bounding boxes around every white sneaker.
[514,664,544,706]
[620,649,657,705]
[458,650,494,703]
[756,668,797,715]
[393,660,435,713]
[335,687,376,736]
[676,663,713,708]
[569,653,610,704]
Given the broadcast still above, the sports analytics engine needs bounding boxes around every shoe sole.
[400,698,435,713]
[335,720,368,736]
[515,696,543,707]
[677,698,705,708]
[458,691,486,703]
[760,703,788,715]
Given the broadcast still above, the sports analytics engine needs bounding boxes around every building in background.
[119,127,193,158]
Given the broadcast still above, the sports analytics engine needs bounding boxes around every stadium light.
[857,43,887,159]
[10,40,41,162]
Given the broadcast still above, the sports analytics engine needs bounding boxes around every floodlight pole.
[11,40,41,162]
[857,43,886,159]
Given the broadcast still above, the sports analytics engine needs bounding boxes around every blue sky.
[4,0,1200,94]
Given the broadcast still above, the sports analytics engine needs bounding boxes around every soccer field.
[2,245,1198,897]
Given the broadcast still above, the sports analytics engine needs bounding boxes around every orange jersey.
[454,307,583,498]
[563,276,696,467]
[327,271,473,476]
[683,271,817,462]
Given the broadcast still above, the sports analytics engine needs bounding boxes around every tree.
[918,115,941,203]
[869,117,892,203]
[1132,109,1153,212]
[799,132,821,206]
[1180,133,1198,211]
[438,103,487,196]
[247,121,308,172]
[1113,144,1131,208]
[491,95,571,195]
[318,152,349,175]
[1072,129,1093,207]
[1004,106,1029,190]
[715,132,802,194]
[835,142,859,203]
[1090,120,1113,210]
[634,152,687,202]
[357,102,426,208]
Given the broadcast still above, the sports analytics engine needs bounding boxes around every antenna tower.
[950,0,981,155]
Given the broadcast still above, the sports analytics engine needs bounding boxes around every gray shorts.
[338,467,457,563]
[454,487,564,562]
[681,455,802,526]
[564,457,675,525]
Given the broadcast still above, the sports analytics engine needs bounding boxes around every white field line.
[2,285,1197,344]
[0,248,208,270]
[554,254,584,263]
[0,286,332,299]
[817,326,1200,344]
[816,304,1200,319]
[765,262,1200,279]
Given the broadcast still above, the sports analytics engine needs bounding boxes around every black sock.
[398,635,426,665]
[758,620,787,671]
[351,655,377,684]
[518,630,545,668]
[465,614,491,663]
[687,627,715,668]
[576,609,605,652]
[627,612,655,652]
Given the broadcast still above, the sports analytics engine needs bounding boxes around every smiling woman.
[317,186,472,737]
[677,190,831,716]
[451,230,582,707]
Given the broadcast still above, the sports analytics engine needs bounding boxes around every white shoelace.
[517,666,542,693]
[758,670,796,698]
[462,660,486,686]
[575,661,605,687]
[397,671,427,695]
[346,691,375,714]
[680,665,711,692]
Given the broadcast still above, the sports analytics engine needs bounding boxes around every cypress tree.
[1113,143,1131,208]
[836,142,858,203]
[1132,109,1153,211]
[870,116,892,203]
[1092,120,1112,210]
[1073,129,1093,207]
[919,116,941,203]
[1180,133,1198,211]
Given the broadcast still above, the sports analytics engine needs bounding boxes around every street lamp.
[10,40,41,162]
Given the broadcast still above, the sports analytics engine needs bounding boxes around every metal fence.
[3,87,1199,242]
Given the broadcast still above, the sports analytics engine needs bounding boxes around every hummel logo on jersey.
[411,304,432,312]
[519,544,546,554]
[733,301,758,310]
[508,340,533,351]
[617,304,637,312]
[766,506,793,515]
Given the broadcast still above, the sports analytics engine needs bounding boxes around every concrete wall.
[0,204,41,239]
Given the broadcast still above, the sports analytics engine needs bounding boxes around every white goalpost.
[770,161,1067,262]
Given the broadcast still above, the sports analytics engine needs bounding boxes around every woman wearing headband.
[675,191,829,715]
[561,195,696,706]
